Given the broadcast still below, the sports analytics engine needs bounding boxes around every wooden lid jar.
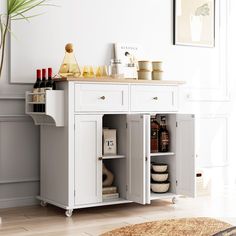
[138,70,152,80]
[138,61,152,71]
[152,61,162,71]
[152,70,163,80]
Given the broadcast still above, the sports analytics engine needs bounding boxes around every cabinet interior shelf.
[102,155,125,160]
[150,192,176,200]
[150,152,175,157]
[27,112,46,115]
[27,92,46,95]
[102,198,131,204]
[28,102,46,104]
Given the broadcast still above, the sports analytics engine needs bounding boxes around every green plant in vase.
[0,0,54,78]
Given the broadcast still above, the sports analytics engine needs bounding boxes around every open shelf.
[27,102,46,104]
[27,112,46,115]
[25,90,64,127]
[150,152,175,157]
[150,192,176,200]
[27,92,46,95]
[102,155,125,160]
[102,198,131,205]
[78,198,132,208]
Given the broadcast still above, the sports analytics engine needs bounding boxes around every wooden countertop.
[54,77,185,85]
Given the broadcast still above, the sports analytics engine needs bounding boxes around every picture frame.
[173,0,215,47]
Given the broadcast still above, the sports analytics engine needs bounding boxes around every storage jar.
[138,61,152,71]
[152,61,163,71]
[152,70,163,80]
[138,70,152,80]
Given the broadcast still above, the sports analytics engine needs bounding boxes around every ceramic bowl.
[151,172,168,182]
[152,163,168,173]
[151,181,170,193]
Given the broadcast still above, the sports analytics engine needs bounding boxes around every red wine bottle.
[159,116,169,152]
[40,69,47,112]
[51,68,56,90]
[151,116,160,153]
[46,68,54,90]
[33,69,41,112]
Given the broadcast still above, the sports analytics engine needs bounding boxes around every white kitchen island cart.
[26,78,196,217]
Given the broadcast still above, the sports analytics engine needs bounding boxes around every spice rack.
[25,90,64,127]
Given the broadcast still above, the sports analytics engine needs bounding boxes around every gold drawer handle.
[100,96,106,100]
[153,97,158,100]
[98,157,103,161]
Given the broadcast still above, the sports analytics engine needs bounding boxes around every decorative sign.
[114,43,143,79]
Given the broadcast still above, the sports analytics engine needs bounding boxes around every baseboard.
[0,196,39,209]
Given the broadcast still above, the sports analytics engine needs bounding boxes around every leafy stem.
[0,15,10,78]
[0,0,55,79]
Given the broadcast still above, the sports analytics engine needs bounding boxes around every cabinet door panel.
[145,116,151,204]
[75,115,102,205]
[176,114,196,197]
[127,115,147,204]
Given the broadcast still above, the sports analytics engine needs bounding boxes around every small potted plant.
[0,0,54,78]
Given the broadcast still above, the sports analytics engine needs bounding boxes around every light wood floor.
[1,190,236,236]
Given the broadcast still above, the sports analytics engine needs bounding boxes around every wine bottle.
[40,69,47,112]
[32,69,41,112]
[159,116,169,152]
[46,68,53,90]
[151,116,160,153]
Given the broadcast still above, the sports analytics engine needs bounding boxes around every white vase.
[190,15,203,42]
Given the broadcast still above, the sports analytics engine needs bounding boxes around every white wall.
[0,0,233,208]
[0,1,39,208]
[10,0,228,99]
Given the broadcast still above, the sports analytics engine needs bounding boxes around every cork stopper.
[65,43,73,53]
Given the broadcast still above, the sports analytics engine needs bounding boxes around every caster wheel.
[172,197,177,204]
[65,209,73,217]
[40,201,47,207]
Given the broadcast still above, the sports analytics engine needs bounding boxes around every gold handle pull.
[100,96,106,100]
[98,157,103,161]
[153,97,158,100]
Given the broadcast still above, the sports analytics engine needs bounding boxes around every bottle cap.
[48,68,52,77]
[42,69,46,78]
[37,69,41,79]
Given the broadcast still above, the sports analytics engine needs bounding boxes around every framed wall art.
[174,0,215,47]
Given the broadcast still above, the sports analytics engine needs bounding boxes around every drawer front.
[75,84,129,112]
[131,85,178,112]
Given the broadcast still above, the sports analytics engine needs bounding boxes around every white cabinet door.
[145,115,151,204]
[176,114,196,197]
[127,114,149,204]
[74,115,103,205]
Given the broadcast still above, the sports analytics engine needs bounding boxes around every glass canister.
[109,59,124,78]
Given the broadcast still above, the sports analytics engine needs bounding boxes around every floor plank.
[0,194,236,236]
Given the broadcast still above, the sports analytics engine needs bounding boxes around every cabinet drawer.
[131,85,178,112]
[75,84,129,112]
